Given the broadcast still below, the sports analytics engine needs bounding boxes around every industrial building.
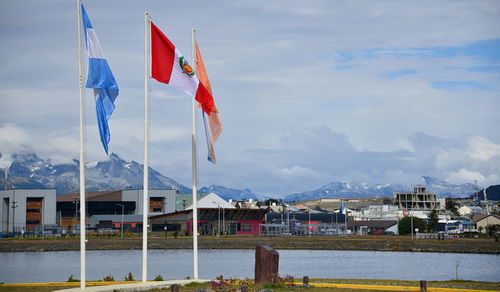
[0,189,57,232]
[56,189,177,230]
[393,186,443,210]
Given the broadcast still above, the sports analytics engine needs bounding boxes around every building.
[56,189,177,229]
[88,214,143,233]
[358,204,400,220]
[458,205,487,217]
[149,208,268,235]
[473,214,500,233]
[0,189,56,232]
[348,220,398,235]
[393,186,442,210]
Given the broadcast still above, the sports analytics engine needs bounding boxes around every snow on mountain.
[1,151,190,194]
[284,177,483,202]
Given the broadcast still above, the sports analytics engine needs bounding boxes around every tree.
[398,216,425,235]
[485,224,498,237]
[445,198,459,216]
[427,209,439,232]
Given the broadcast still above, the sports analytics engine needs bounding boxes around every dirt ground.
[1,235,499,254]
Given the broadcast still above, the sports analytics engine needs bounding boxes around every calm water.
[0,249,499,283]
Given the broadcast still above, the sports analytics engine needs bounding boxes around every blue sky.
[0,0,499,196]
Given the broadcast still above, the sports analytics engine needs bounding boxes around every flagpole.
[142,11,151,283]
[76,0,86,289]
[191,28,199,280]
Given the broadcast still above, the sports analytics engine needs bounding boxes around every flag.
[81,4,119,154]
[195,41,222,164]
[150,22,214,115]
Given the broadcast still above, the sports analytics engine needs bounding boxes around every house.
[473,214,500,233]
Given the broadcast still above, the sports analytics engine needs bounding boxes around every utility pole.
[11,198,18,234]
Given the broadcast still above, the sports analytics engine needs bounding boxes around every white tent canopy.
[186,193,236,210]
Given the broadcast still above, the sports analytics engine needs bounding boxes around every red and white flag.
[151,22,214,115]
[196,41,222,164]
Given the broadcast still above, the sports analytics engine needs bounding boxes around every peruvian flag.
[151,22,214,114]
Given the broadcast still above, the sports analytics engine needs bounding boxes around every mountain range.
[284,176,482,202]
[0,151,489,200]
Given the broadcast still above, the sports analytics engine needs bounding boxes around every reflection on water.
[0,249,499,283]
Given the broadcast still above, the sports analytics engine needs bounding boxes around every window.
[242,223,252,232]
[152,208,162,212]
[26,209,40,213]
[26,220,41,225]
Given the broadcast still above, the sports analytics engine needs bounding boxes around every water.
[0,249,498,283]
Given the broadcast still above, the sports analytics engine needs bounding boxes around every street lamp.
[116,204,124,238]
[11,200,18,234]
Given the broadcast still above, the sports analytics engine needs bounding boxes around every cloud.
[1,1,499,195]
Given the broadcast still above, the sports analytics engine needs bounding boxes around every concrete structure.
[393,186,441,211]
[0,189,56,232]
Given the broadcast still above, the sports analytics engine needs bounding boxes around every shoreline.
[1,235,499,254]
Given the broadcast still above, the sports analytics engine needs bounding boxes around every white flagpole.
[191,28,199,280]
[76,0,86,289]
[142,11,151,283]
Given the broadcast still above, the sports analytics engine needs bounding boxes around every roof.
[150,208,267,221]
[57,190,123,202]
[473,214,500,223]
[186,193,235,210]
[267,212,346,223]
[348,220,398,228]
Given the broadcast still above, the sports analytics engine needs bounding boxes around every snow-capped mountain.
[422,176,480,198]
[284,178,483,202]
[284,181,406,202]
[1,152,190,194]
[198,185,261,201]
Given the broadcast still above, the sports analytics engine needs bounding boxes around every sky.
[0,0,499,196]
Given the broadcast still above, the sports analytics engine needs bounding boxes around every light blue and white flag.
[82,4,119,154]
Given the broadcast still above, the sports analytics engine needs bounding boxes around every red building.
[149,208,268,235]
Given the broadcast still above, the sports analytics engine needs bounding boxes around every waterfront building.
[149,208,268,235]
[0,189,56,232]
[56,189,177,229]
[393,186,442,211]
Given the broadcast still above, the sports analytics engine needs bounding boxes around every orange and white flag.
[196,41,222,164]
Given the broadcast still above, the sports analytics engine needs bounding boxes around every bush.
[103,275,115,281]
[124,272,134,281]
[153,275,164,281]
[67,275,79,282]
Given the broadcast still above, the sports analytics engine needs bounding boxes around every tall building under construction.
[393,186,441,210]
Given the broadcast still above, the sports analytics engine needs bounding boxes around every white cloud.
[1,1,499,194]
